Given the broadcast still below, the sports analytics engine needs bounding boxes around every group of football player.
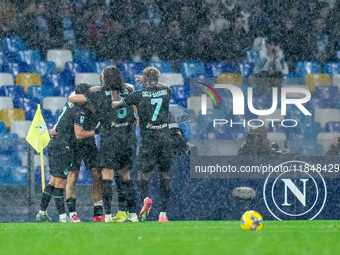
[36,66,172,223]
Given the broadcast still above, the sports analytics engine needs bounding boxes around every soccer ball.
[240,210,263,231]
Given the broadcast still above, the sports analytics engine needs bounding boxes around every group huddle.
[36,66,172,223]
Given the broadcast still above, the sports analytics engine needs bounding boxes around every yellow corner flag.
[26,104,51,191]
[26,104,51,153]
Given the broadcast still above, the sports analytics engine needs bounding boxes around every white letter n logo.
[281,179,309,206]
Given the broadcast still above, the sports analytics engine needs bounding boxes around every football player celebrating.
[69,66,138,222]
[111,67,172,223]
[36,84,97,222]
[50,83,104,222]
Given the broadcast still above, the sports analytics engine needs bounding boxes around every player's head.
[142,67,161,88]
[75,83,91,94]
[101,66,125,92]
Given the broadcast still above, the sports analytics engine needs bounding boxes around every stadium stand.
[207,62,233,77]
[296,61,322,78]
[0,109,25,130]
[73,50,96,65]
[18,50,42,67]
[0,73,14,87]
[159,73,184,86]
[305,73,331,93]
[217,73,243,85]
[47,49,73,72]
[10,120,32,138]
[148,61,173,73]
[0,85,25,100]
[0,97,14,110]
[75,73,101,86]
[15,73,42,92]
[314,109,340,128]
[42,97,67,115]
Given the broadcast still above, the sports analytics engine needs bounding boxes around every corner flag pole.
[40,150,45,191]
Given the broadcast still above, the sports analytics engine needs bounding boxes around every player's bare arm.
[89,86,102,92]
[74,125,95,139]
[111,90,125,109]
[69,91,88,103]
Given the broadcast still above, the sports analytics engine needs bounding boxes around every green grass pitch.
[0,221,339,255]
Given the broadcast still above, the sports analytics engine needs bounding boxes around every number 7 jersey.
[123,86,172,131]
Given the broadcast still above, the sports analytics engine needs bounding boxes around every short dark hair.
[102,66,125,92]
[75,83,91,94]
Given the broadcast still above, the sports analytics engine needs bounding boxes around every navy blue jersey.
[84,85,135,138]
[52,101,85,145]
[123,86,172,134]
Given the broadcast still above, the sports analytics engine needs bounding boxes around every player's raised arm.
[69,91,88,103]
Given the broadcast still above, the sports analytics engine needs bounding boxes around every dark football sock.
[53,188,65,215]
[40,184,54,211]
[102,179,113,215]
[139,179,149,201]
[114,175,126,212]
[123,180,136,213]
[160,179,170,212]
[66,197,76,213]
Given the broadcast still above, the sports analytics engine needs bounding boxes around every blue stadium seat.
[3,62,29,77]
[236,62,255,78]
[0,136,24,156]
[290,140,324,156]
[306,97,332,111]
[26,108,53,123]
[336,51,340,61]
[296,61,322,78]
[13,97,40,112]
[283,74,305,86]
[207,62,233,77]
[246,50,260,64]
[62,62,91,82]
[10,165,27,184]
[78,163,93,184]
[119,61,145,83]
[170,85,190,108]
[180,62,207,80]
[54,109,63,122]
[324,62,340,78]
[32,61,57,79]
[251,96,274,110]
[0,85,25,100]
[0,164,11,184]
[0,51,4,71]
[285,105,313,123]
[148,61,173,73]
[53,84,76,97]
[0,121,7,134]
[91,61,115,74]
[314,86,339,108]
[73,50,96,65]
[27,85,53,102]
[35,166,51,184]
[296,121,322,140]
[18,50,42,67]
[179,122,190,141]
[43,73,70,88]
[267,122,292,137]
[2,37,27,62]
[324,122,340,132]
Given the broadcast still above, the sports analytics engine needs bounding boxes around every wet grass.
[0,220,339,255]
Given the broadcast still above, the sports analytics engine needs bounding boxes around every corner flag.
[26,104,51,191]
[26,104,50,153]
